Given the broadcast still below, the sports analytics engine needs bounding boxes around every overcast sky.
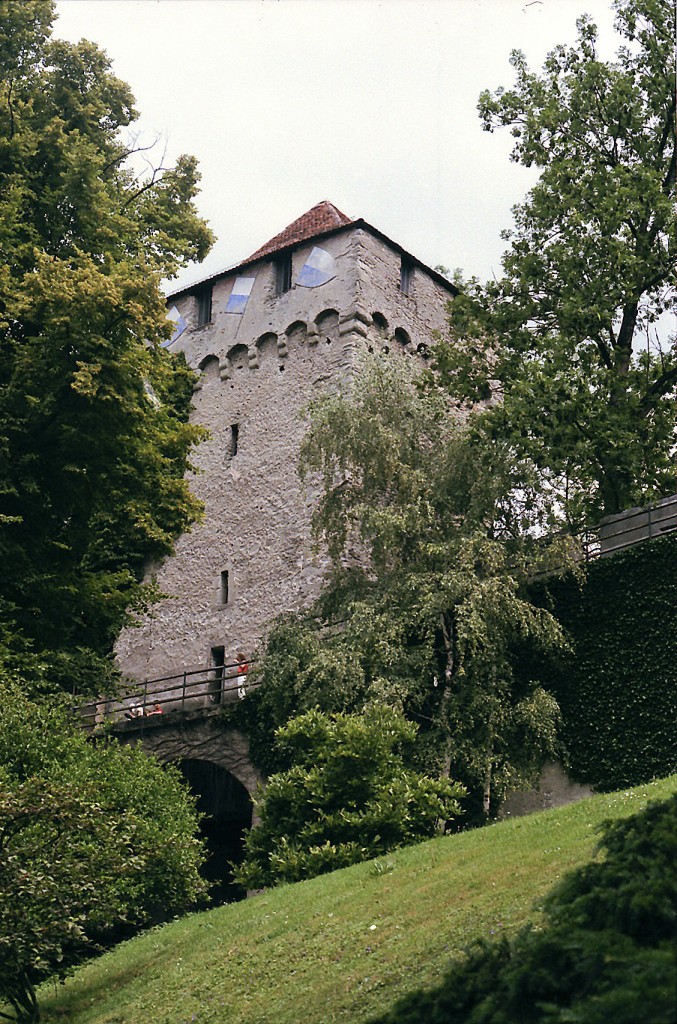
[54,0,620,292]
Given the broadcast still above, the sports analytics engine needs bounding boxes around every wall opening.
[196,285,213,326]
[230,423,239,458]
[275,253,292,295]
[219,571,229,605]
[209,645,225,704]
[176,759,252,906]
[400,258,413,295]
[227,344,249,372]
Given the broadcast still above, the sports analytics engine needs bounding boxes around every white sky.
[53,0,620,292]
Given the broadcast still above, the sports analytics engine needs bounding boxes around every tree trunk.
[482,739,494,819]
[9,972,40,1024]
[438,612,455,780]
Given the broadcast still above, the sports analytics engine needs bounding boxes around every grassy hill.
[39,774,677,1024]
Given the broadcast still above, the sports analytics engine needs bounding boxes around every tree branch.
[121,165,169,209]
[641,364,677,408]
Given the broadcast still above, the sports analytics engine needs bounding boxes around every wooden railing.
[78,658,257,732]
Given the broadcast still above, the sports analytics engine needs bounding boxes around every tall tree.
[0,2,213,689]
[247,357,571,819]
[435,0,676,525]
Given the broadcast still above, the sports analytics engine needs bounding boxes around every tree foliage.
[0,1,213,689]
[369,791,677,1024]
[436,0,676,524]
[234,706,464,889]
[241,357,572,819]
[0,681,206,1023]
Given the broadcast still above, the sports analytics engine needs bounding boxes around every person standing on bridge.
[236,652,248,700]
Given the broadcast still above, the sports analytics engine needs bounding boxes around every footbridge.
[80,660,264,903]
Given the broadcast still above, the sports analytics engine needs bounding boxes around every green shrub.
[234,706,465,888]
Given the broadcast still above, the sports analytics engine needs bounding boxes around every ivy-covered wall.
[532,534,677,791]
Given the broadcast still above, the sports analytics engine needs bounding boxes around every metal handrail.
[77,657,257,731]
[581,494,677,560]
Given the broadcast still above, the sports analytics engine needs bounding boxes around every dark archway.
[177,758,253,905]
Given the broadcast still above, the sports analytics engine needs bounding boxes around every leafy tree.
[368,790,677,1024]
[241,357,572,819]
[0,1,213,690]
[233,706,464,889]
[0,681,206,1023]
[435,0,676,525]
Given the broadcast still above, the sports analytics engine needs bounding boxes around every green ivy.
[531,534,677,790]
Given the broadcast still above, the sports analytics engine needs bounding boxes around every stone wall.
[119,717,262,800]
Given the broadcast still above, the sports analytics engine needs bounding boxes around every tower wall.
[115,226,455,684]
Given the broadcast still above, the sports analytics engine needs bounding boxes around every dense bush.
[0,682,206,1021]
[233,706,465,888]
[369,791,677,1024]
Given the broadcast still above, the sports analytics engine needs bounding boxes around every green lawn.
[39,775,677,1024]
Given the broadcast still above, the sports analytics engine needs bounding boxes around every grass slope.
[39,775,677,1024]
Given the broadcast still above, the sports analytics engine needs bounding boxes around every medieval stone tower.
[115,201,457,691]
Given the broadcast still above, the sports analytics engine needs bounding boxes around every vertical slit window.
[400,258,413,295]
[219,570,229,605]
[230,423,239,458]
[275,254,292,296]
[196,286,213,326]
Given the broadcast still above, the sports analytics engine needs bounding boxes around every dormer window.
[400,258,413,295]
[196,285,213,326]
[275,253,292,296]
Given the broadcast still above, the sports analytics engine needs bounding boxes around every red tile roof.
[246,201,353,262]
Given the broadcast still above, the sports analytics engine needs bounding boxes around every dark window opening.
[219,571,229,605]
[275,254,292,296]
[400,258,413,295]
[230,423,239,458]
[209,645,225,705]
[196,286,213,326]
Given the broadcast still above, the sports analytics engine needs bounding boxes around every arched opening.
[255,332,278,366]
[198,353,220,377]
[315,308,339,345]
[176,758,253,906]
[227,343,249,372]
[285,320,306,345]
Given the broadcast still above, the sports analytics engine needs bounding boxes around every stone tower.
[115,201,457,690]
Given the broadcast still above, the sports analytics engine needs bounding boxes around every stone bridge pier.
[118,714,264,904]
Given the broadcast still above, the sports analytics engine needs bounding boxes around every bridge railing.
[544,493,677,568]
[78,658,258,732]
[592,493,677,557]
